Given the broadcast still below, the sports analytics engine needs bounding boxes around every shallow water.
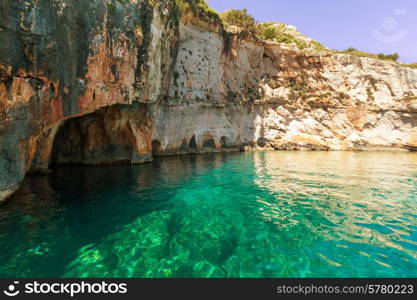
[1,151,417,278]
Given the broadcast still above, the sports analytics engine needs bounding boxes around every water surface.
[1,151,417,277]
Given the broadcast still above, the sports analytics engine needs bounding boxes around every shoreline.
[1,147,415,205]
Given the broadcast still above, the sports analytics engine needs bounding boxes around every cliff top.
[180,0,417,69]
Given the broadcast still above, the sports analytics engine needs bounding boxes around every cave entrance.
[152,140,162,156]
[49,104,153,167]
[189,135,198,153]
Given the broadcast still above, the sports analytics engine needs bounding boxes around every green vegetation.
[255,22,321,51]
[219,9,325,51]
[221,9,256,31]
[287,79,310,101]
[310,40,326,52]
[339,47,400,62]
[366,87,375,101]
[403,63,417,69]
[377,53,400,61]
[176,0,222,25]
[340,48,417,69]
[336,92,349,102]
[176,2,415,65]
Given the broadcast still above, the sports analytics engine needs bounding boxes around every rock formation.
[1,0,417,202]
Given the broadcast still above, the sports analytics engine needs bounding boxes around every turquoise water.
[1,151,417,278]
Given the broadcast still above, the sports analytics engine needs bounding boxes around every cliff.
[1,0,417,202]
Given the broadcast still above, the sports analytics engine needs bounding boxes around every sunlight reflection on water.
[0,151,416,277]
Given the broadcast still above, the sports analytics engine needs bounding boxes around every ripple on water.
[0,151,417,277]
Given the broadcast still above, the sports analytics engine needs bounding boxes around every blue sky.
[207,0,417,63]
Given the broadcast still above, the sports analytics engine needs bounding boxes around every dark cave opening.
[202,136,216,149]
[152,140,162,156]
[49,104,152,167]
[189,135,198,153]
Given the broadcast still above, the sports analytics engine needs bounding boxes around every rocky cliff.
[1,0,417,202]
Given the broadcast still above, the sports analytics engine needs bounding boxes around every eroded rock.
[1,1,417,201]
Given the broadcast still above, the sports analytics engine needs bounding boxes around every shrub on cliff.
[377,53,400,61]
[255,22,325,51]
[221,9,256,30]
[345,47,358,52]
[341,47,400,62]
[342,48,417,69]
[398,62,417,69]
[176,0,222,25]
[256,22,305,48]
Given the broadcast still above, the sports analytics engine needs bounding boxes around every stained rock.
[1,1,417,201]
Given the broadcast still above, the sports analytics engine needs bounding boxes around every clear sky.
[207,0,417,63]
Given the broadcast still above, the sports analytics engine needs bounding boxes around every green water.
[1,151,417,278]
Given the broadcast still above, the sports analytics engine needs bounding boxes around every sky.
[207,0,417,63]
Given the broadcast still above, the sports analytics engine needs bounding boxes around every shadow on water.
[0,153,241,277]
[1,151,417,278]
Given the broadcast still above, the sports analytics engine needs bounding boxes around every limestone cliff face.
[0,0,178,201]
[1,1,417,201]
[154,21,417,154]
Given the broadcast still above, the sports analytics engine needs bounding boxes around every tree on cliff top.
[175,0,222,24]
[377,53,400,62]
[221,9,256,30]
[176,0,222,25]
